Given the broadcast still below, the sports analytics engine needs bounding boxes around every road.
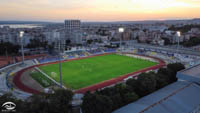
[123,41,200,56]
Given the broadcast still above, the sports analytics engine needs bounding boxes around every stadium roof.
[113,81,200,113]
[177,64,200,84]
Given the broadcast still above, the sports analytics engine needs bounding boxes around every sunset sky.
[0,0,200,22]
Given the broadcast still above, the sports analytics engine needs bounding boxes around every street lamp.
[177,31,181,53]
[118,28,124,53]
[20,31,25,64]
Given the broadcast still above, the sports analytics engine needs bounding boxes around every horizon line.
[0,18,200,23]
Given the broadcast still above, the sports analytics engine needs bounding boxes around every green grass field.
[33,54,158,89]
[30,70,54,88]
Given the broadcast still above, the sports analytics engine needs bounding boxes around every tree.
[162,38,171,45]
[26,38,48,49]
[136,72,157,97]
[183,37,200,47]
[157,63,185,84]
[66,39,71,46]
[0,42,20,55]
[41,41,48,49]
[47,89,74,113]
[96,87,116,97]
[126,78,138,92]
[110,94,123,110]
[136,36,141,43]
[110,37,116,41]
[155,73,169,89]
[26,94,48,113]
[0,89,73,113]
[168,24,200,33]
[124,92,139,104]
[167,63,185,82]
[114,84,132,96]
[0,93,27,113]
[96,83,138,110]
[82,92,113,113]
[87,39,93,45]
[157,68,173,83]
[48,42,55,54]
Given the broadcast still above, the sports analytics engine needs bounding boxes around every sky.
[0,0,200,22]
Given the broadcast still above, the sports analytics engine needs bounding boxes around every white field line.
[34,67,66,89]
[34,59,40,65]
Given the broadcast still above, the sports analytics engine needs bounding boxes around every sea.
[0,24,43,28]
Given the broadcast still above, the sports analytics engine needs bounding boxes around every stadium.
[1,46,200,113]
[10,48,165,94]
[1,46,199,97]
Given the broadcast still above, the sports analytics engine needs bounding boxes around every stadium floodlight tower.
[57,31,63,88]
[177,31,181,53]
[119,27,124,53]
[19,31,25,64]
[55,29,63,88]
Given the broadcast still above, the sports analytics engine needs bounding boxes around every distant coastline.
[0,24,44,28]
[0,21,55,28]
[0,21,54,25]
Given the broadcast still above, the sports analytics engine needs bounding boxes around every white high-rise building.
[64,20,81,31]
[64,20,82,44]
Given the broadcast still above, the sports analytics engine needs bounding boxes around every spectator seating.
[65,51,86,58]
[37,56,64,64]
[104,48,117,53]
[87,49,103,55]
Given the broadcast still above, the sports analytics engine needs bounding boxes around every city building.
[64,20,81,31]
[64,19,83,44]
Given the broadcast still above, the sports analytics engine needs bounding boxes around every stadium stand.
[0,60,34,99]
[6,70,13,89]
[104,48,117,53]
[65,50,86,58]
[87,48,103,55]
[37,56,64,64]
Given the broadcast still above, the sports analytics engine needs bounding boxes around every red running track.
[13,53,165,94]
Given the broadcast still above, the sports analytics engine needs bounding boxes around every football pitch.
[33,54,158,89]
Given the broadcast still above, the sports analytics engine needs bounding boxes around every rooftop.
[180,64,200,77]
[177,64,200,83]
[113,81,200,113]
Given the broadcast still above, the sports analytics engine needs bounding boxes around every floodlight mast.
[177,31,181,53]
[57,31,63,88]
[119,28,124,53]
[20,31,25,64]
